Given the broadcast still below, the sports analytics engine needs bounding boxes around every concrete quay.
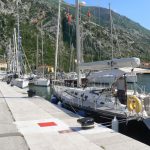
[0,81,149,150]
[0,84,29,150]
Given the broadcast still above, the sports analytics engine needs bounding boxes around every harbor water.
[137,74,150,93]
[29,85,51,100]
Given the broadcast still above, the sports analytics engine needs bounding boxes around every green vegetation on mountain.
[0,0,150,72]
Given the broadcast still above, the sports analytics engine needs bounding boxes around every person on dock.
[112,75,127,105]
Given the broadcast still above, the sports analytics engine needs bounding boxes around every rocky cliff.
[0,0,150,71]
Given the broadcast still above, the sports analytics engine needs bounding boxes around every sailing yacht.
[10,31,29,89]
[12,77,29,88]
[10,1,30,89]
[52,0,150,127]
[33,28,50,87]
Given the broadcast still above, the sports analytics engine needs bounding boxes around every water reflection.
[29,85,51,100]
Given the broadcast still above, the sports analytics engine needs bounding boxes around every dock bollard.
[111,116,119,132]
[27,89,36,97]
[77,117,94,129]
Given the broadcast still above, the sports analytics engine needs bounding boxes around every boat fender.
[77,110,86,117]
[51,96,59,104]
[111,116,119,132]
[127,95,142,113]
[61,102,65,108]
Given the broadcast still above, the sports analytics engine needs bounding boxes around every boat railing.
[87,81,111,89]
[52,80,65,86]
[142,95,150,116]
[127,83,146,95]
[52,78,113,90]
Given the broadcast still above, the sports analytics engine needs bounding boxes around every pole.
[17,0,19,71]
[17,0,20,76]
[54,0,61,80]
[36,35,39,72]
[41,22,44,78]
[14,28,18,73]
[76,0,81,87]
[13,30,15,72]
[8,38,12,72]
[109,3,113,59]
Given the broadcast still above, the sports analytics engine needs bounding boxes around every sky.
[64,0,150,30]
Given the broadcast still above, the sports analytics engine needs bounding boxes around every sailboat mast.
[76,0,81,87]
[36,35,39,72]
[17,0,21,76]
[14,28,18,73]
[109,3,113,59]
[17,1,20,54]
[8,38,12,72]
[54,0,61,80]
[13,29,16,72]
[41,26,44,78]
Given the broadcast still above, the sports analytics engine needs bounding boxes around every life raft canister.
[127,95,142,113]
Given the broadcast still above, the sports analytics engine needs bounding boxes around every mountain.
[0,0,150,72]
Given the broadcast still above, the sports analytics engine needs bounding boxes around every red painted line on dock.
[38,122,57,127]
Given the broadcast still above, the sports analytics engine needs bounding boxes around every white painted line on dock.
[15,118,70,135]
[77,124,112,135]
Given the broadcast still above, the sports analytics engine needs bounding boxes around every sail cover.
[79,57,140,70]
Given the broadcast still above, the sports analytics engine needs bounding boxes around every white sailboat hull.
[12,78,29,88]
[53,85,149,120]
[33,78,50,87]
[0,71,7,80]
